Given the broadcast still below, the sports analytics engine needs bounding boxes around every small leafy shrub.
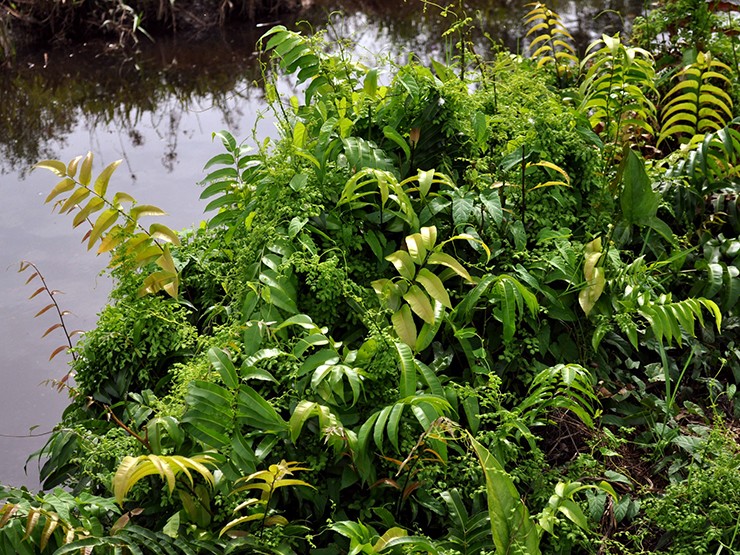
[72,293,198,404]
[643,429,740,554]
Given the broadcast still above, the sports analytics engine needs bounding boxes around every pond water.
[0,0,643,488]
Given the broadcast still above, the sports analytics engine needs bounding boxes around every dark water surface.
[0,0,642,488]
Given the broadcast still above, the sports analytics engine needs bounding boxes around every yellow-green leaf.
[403,284,435,324]
[530,160,570,184]
[405,233,427,265]
[392,304,417,348]
[93,159,122,197]
[578,237,605,316]
[156,244,177,274]
[415,268,452,309]
[149,223,181,246]
[87,209,119,250]
[35,159,67,177]
[114,455,214,505]
[97,226,124,254]
[45,177,76,203]
[72,197,105,228]
[66,155,83,178]
[134,244,163,265]
[427,252,474,283]
[113,191,136,206]
[420,226,437,250]
[264,515,289,527]
[59,187,90,214]
[131,204,168,220]
[139,270,179,298]
[373,527,407,552]
[79,152,93,186]
[386,250,416,281]
[220,513,265,537]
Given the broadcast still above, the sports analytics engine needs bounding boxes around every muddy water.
[0,0,642,488]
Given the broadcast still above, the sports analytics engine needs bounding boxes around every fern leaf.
[113,454,215,505]
[658,51,734,147]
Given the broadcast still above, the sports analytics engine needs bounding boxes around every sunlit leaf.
[59,187,90,214]
[72,197,106,228]
[79,152,93,186]
[35,159,67,177]
[87,209,119,250]
[427,252,474,283]
[415,268,451,309]
[386,250,416,281]
[45,177,76,203]
[130,204,168,220]
[93,159,123,197]
[97,227,124,254]
[403,284,435,324]
[579,237,605,316]
[392,305,417,349]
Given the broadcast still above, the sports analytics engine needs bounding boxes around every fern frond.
[113,454,216,505]
[579,34,657,149]
[657,51,734,148]
[523,2,578,85]
[639,296,722,346]
[662,117,740,192]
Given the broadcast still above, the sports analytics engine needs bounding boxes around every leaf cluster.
[11,3,740,554]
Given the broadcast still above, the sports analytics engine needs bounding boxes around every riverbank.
[0,0,304,62]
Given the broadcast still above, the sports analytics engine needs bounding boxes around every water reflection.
[0,27,266,175]
[1,0,644,175]
[0,0,643,488]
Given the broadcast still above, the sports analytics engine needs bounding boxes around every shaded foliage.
[2,1,740,554]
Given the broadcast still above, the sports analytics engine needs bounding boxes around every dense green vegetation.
[2,1,740,553]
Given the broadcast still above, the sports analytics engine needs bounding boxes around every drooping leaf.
[130,204,168,220]
[386,250,416,281]
[34,159,67,177]
[392,305,417,348]
[427,252,474,283]
[619,149,658,226]
[579,237,606,316]
[149,223,181,246]
[403,284,435,324]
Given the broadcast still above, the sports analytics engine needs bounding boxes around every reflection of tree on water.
[0,28,265,175]
[0,0,644,175]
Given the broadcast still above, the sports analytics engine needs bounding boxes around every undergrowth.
[1,1,739,554]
